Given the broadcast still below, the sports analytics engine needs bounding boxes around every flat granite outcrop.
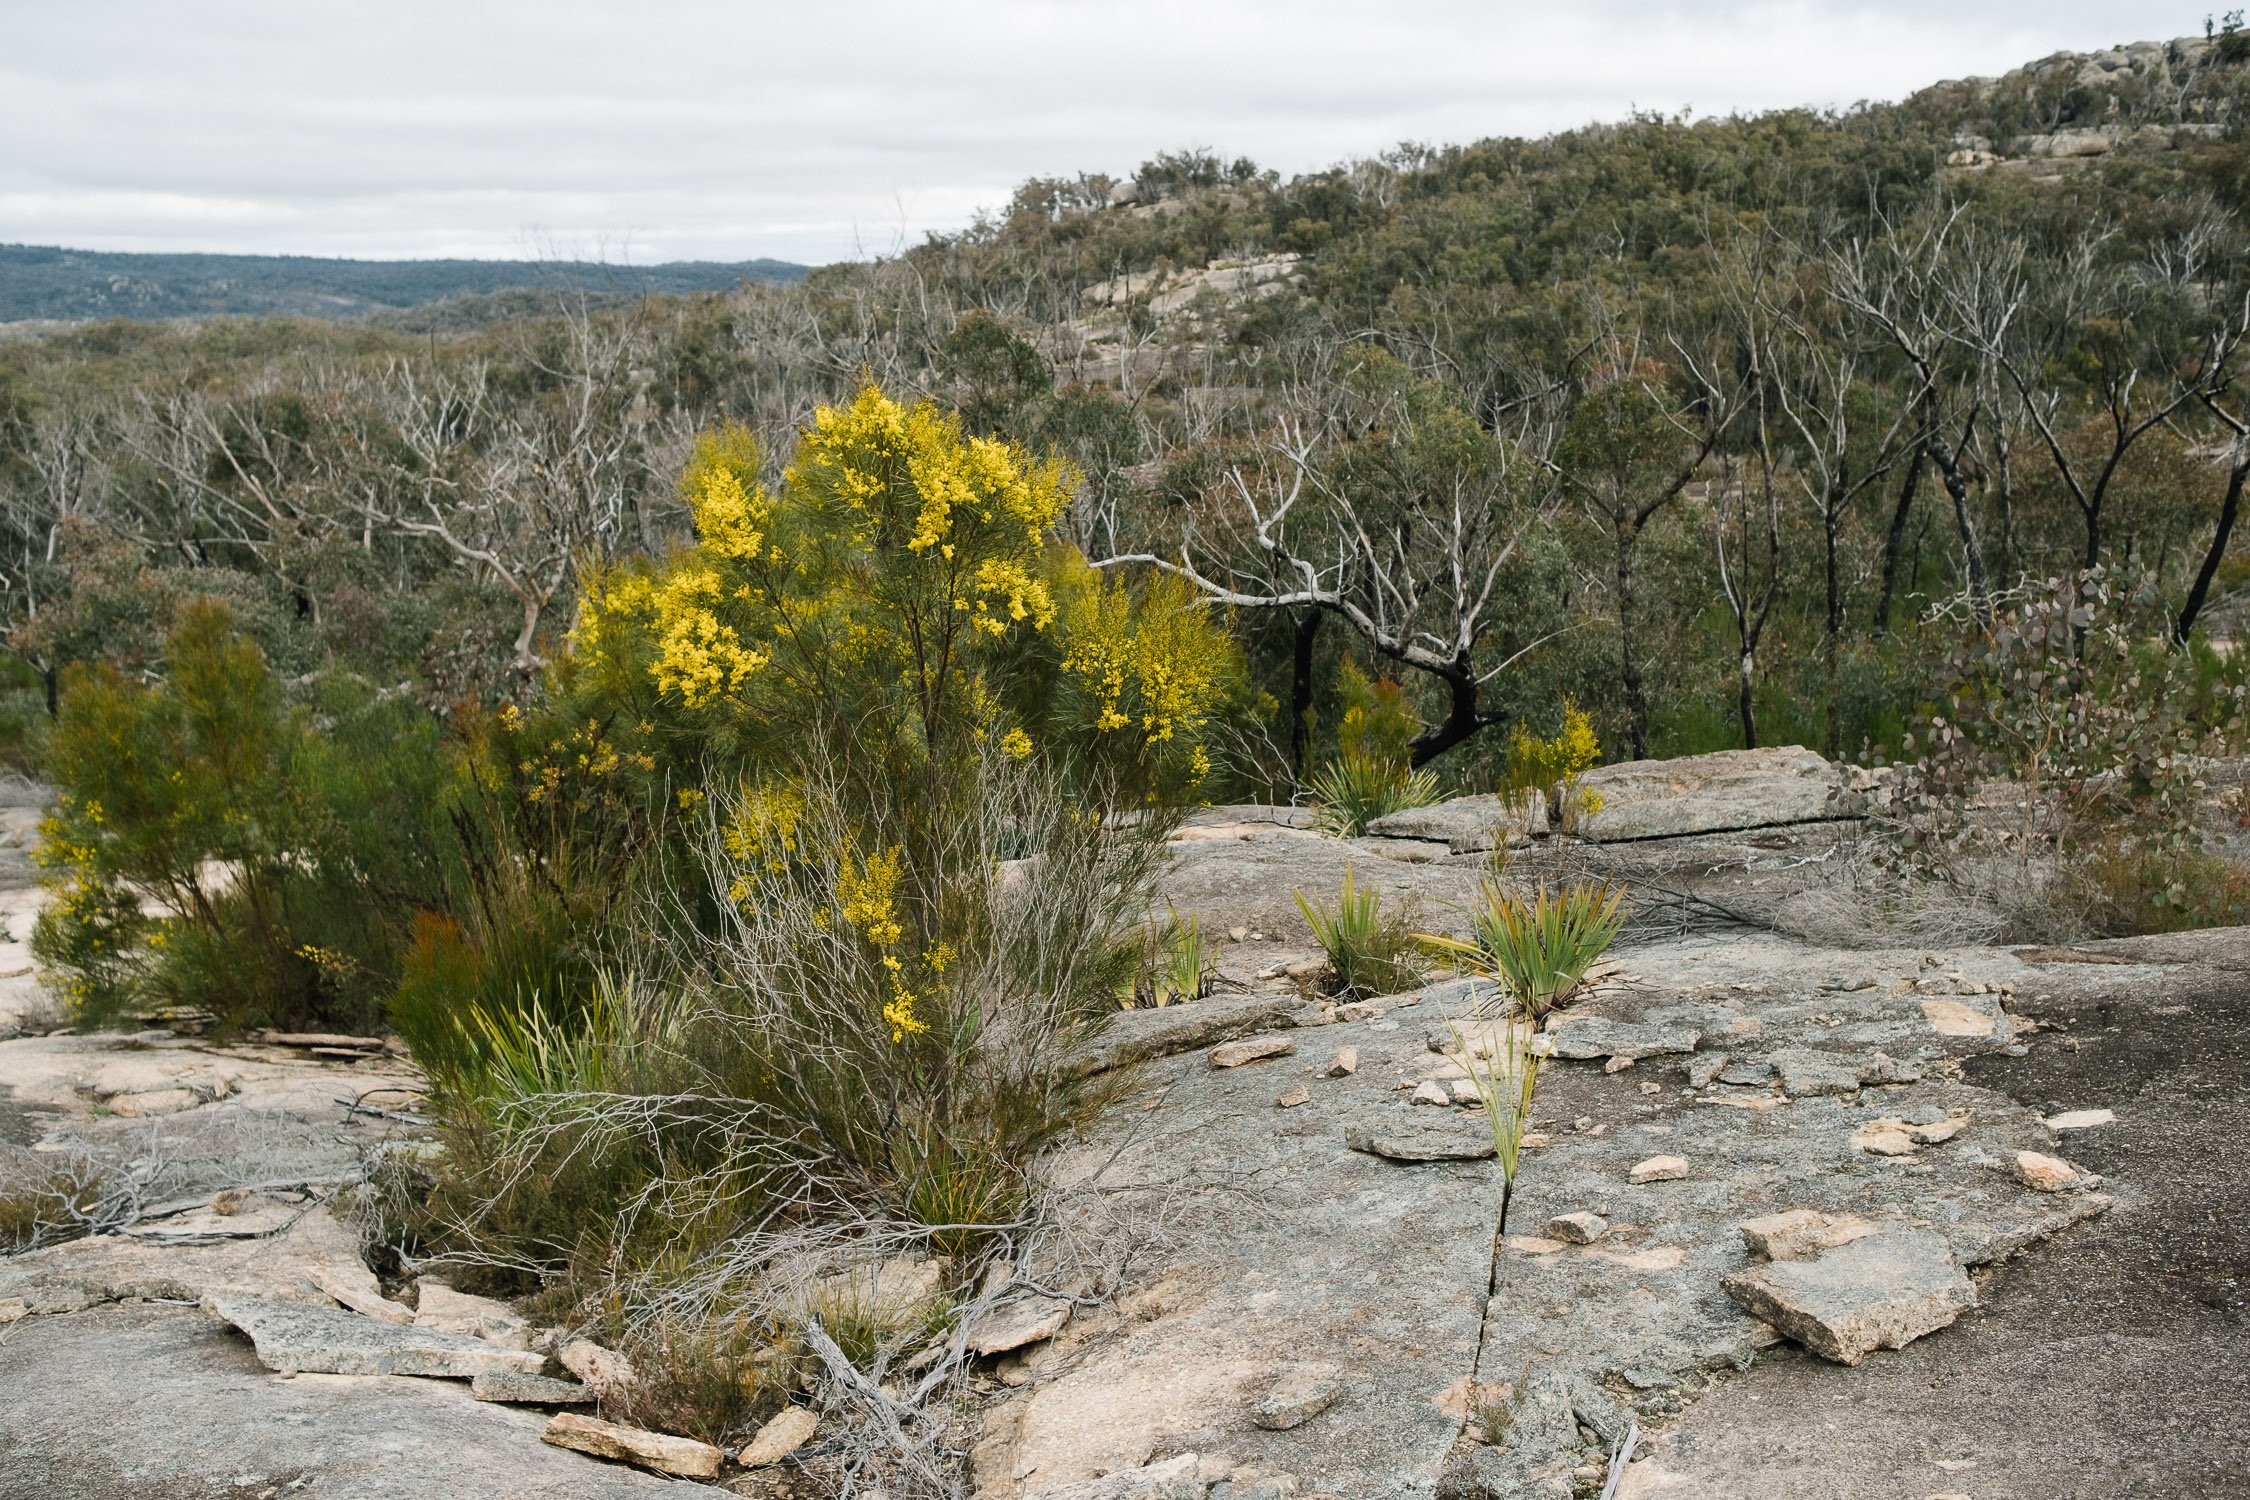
[973,932,2123,1500]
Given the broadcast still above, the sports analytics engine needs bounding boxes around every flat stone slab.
[1366,791,1544,851]
[1345,1116,1496,1162]
[1722,1228,1976,1365]
[1068,994,1315,1080]
[203,1292,546,1378]
[975,1009,1503,1496]
[1543,1016,1700,1061]
[471,1370,594,1404]
[543,1412,723,1479]
[967,1294,1073,1355]
[1574,746,1848,842]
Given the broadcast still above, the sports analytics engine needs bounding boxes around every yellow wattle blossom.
[1000,727,1033,759]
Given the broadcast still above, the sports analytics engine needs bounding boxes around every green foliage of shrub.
[32,602,453,1030]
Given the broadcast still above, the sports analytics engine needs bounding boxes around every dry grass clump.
[406,760,1165,1483]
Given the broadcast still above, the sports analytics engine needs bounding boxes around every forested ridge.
[2,31,2245,781]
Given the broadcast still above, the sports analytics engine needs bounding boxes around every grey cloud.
[0,1,2185,264]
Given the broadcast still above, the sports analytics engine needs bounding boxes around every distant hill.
[0,245,809,325]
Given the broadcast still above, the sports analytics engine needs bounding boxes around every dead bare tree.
[1097,354,1565,766]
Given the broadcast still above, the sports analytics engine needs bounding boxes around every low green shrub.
[32,602,453,1031]
[1294,865,1423,999]
[1430,879,1629,1017]
[1306,751,1440,837]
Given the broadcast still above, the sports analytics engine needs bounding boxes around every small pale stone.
[2014,1150,2081,1192]
[2045,1108,2116,1131]
[738,1405,820,1466]
[1547,1211,1609,1245]
[1448,1078,1482,1104]
[542,1412,722,1478]
[1628,1155,1690,1184]
[1853,1127,1919,1156]
[1326,1046,1359,1077]
[309,1263,415,1325]
[1603,1055,1637,1073]
[471,1370,593,1405]
[1229,926,1249,942]
[1283,959,1325,980]
[1275,1086,1312,1108]
[1921,998,1997,1036]
[1412,1080,1451,1106]
[1251,1366,1341,1430]
[1335,1000,1388,1022]
[1210,1036,1296,1068]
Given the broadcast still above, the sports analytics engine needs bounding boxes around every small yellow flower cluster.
[1058,568,1221,751]
[721,785,804,876]
[834,844,932,1041]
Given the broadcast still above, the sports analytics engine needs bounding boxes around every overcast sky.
[0,2,2199,267]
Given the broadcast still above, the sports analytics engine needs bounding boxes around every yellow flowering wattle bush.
[564,382,1240,814]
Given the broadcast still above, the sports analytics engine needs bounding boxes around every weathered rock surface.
[1573,746,1848,842]
[1722,1229,1976,1365]
[1209,1035,1296,1068]
[0,1301,705,1497]
[1345,1115,1496,1161]
[541,1412,723,1479]
[203,1292,546,1378]
[0,1202,382,1317]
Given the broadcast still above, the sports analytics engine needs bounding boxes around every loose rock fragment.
[1325,1046,1358,1077]
[1411,1080,1451,1106]
[1210,1036,1296,1068]
[2014,1150,2087,1192]
[1251,1365,1342,1430]
[1275,1086,1311,1108]
[1344,1120,1494,1162]
[1628,1155,1690,1183]
[1546,1212,1609,1245]
[471,1371,593,1405]
[1772,1048,1863,1098]
[738,1404,820,1466]
[542,1412,723,1478]
[1738,1209,1880,1262]
[415,1281,530,1349]
[1334,999,1387,1022]
[965,1295,1071,1356]
[558,1337,638,1394]
[1721,1229,1974,1365]
[308,1263,415,1325]
[2044,1108,2116,1131]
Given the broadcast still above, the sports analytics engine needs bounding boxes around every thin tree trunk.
[1875,452,1924,634]
[2177,457,2250,645]
[1289,610,1321,776]
[1616,521,1649,761]
[1822,500,1841,756]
